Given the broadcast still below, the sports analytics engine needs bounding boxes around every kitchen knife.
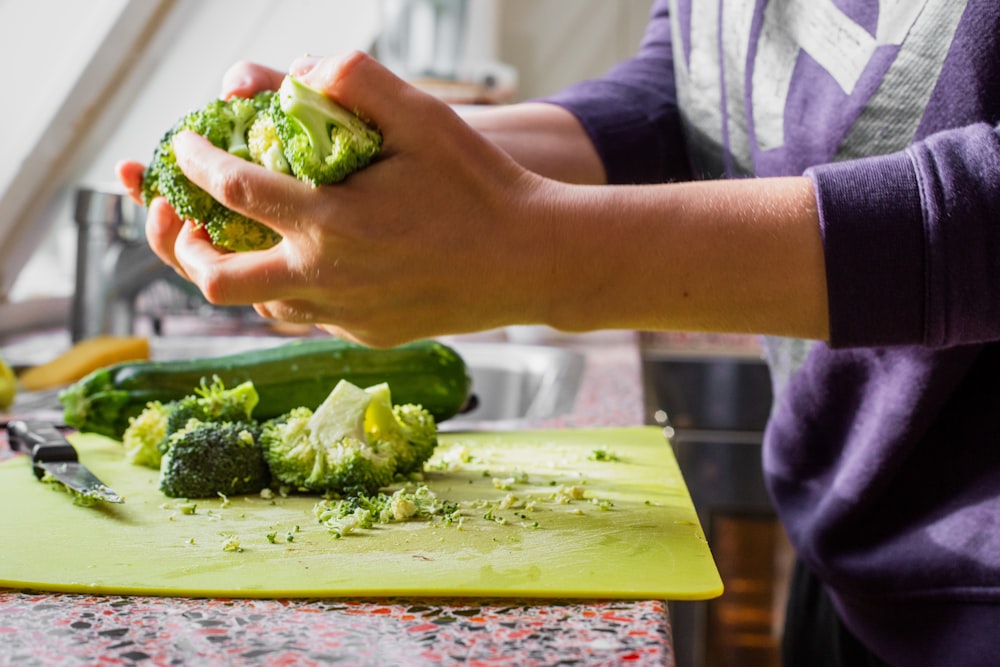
[6,420,124,504]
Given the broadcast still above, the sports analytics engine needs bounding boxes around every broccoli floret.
[141,111,216,223]
[247,112,292,174]
[174,375,258,423]
[270,75,382,186]
[221,95,261,160]
[202,203,282,252]
[364,383,438,476]
[260,380,437,497]
[159,419,269,498]
[140,91,283,252]
[121,377,260,469]
[121,399,170,468]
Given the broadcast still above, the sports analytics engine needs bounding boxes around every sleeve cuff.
[807,152,926,348]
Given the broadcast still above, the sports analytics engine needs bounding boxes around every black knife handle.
[6,420,79,479]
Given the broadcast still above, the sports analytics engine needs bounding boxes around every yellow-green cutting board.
[0,426,722,601]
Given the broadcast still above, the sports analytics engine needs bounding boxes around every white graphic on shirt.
[671,0,969,174]
[838,1,966,160]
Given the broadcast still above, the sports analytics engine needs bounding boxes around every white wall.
[499,0,652,101]
[3,0,653,307]
[0,0,166,301]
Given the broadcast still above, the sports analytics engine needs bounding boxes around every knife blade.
[6,420,124,504]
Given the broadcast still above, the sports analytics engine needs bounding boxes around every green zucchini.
[59,338,471,439]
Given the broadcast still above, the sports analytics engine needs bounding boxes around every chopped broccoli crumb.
[314,485,459,538]
[589,448,621,462]
[221,534,243,552]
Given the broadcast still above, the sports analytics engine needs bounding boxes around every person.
[118,1,1000,664]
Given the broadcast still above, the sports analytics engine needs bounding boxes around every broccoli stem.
[227,103,257,160]
[278,76,366,158]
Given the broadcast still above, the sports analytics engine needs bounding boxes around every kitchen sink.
[442,342,585,424]
[151,336,585,426]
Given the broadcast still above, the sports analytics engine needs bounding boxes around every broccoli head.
[260,380,436,497]
[159,419,270,498]
[121,377,260,469]
[140,91,283,252]
[260,380,398,496]
[270,75,382,186]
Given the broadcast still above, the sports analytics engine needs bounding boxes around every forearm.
[462,103,607,185]
[528,176,830,340]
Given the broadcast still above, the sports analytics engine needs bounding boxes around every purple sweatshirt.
[542,1,1000,664]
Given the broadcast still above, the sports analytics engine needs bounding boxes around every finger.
[255,302,372,347]
[144,197,189,279]
[172,130,319,236]
[170,219,252,305]
[255,300,402,349]
[254,298,334,326]
[315,323,367,346]
[312,322,410,349]
[220,60,286,100]
[115,160,146,205]
[170,227,301,306]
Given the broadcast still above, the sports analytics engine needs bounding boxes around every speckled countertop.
[0,330,677,667]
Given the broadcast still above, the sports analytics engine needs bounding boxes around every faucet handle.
[71,185,151,342]
[74,184,146,245]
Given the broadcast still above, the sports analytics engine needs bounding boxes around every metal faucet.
[70,185,175,342]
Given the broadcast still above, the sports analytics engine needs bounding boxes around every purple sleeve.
[809,121,1000,348]
[536,0,691,185]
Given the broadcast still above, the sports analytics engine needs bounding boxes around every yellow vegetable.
[0,355,15,410]
[18,335,150,392]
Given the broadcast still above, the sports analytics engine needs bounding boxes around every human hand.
[132,51,557,347]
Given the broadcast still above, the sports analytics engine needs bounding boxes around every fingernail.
[290,55,322,76]
[219,59,262,99]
